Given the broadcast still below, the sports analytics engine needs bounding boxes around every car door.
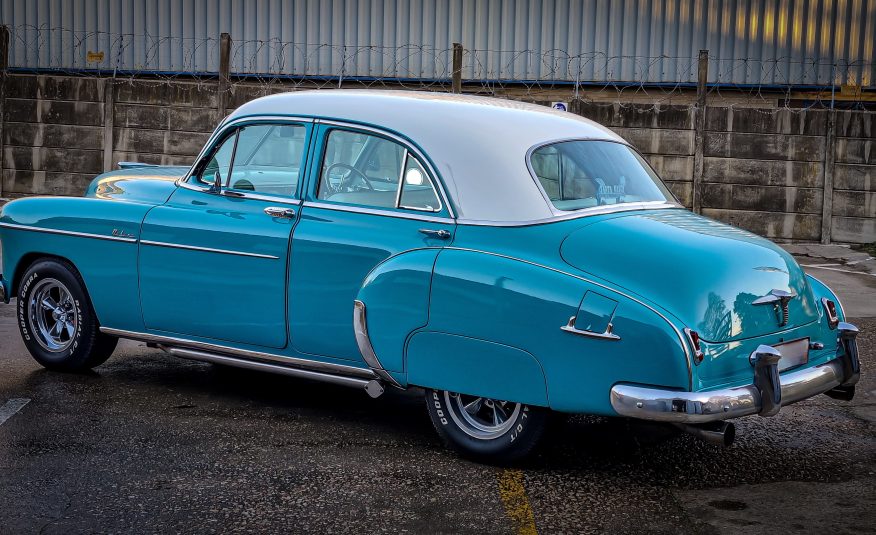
[289,123,455,362]
[138,120,312,349]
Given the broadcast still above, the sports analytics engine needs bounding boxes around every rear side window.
[530,140,673,211]
[317,129,441,212]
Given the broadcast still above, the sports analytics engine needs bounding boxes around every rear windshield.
[529,140,673,211]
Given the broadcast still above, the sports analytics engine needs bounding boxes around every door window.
[227,124,307,196]
[317,129,441,212]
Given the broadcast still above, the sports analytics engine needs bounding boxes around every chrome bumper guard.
[610,322,861,424]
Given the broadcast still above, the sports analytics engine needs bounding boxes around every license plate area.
[775,338,809,371]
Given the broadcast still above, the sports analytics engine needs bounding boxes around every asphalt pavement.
[0,262,874,534]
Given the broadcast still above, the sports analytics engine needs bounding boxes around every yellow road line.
[497,468,538,535]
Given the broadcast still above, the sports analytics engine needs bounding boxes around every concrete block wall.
[2,76,107,196]
[2,73,874,245]
[832,113,875,243]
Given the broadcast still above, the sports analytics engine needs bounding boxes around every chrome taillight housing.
[684,328,705,364]
[822,298,839,329]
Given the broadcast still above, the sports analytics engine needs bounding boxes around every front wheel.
[425,389,549,463]
[17,258,118,372]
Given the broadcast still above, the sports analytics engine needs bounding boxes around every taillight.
[822,298,839,329]
[684,328,705,364]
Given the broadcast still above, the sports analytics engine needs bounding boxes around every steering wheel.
[323,163,375,194]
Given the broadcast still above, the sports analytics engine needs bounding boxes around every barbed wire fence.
[1,24,874,243]
[4,24,874,113]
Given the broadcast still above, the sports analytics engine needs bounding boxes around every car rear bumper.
[610,322,860,424]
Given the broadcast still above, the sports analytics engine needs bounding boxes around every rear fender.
[418,248,690,414]
[354,248,442,380]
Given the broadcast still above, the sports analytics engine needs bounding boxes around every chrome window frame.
[524,137,682,218]
[177,116,315,207]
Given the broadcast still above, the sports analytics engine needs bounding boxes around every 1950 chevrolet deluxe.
[0,90,860,461]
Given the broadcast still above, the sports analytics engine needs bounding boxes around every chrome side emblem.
[753,289,796,327]
[112,228,135,239]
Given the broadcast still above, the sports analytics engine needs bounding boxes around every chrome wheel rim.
[444,391,522,440]
[28,278,78,353]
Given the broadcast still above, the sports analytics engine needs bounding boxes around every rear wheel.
[425,389,549,463]
[17,258,117,371]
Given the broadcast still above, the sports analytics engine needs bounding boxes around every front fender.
[0,197,150,331]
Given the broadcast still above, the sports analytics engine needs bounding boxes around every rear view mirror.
[209,170,222,193]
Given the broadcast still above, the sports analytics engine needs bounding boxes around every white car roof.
[227,89,627,222]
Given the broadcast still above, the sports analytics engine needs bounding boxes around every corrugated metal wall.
[1,0,873,87]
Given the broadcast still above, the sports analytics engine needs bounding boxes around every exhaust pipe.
[674,421,736,447]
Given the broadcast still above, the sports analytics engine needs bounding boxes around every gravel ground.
[0,291,873,533]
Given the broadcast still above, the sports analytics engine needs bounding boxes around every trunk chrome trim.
[0,222,138,243]
[99,327,377,379]
[139,240,280,260]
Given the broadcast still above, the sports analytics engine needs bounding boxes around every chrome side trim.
[455,202,683,227]
[162,346,385,398]
[0,222,138,243]
[99,327,376,380]
[560,316,620,340]
[353,300,403,388]
[177,180,304,206]
[139,240,280,260]
[610,357,847,424]
[444,247,693,388]
[303,201,454,224]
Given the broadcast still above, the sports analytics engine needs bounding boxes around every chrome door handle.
[264,206,296,219]
[419,228,451,239]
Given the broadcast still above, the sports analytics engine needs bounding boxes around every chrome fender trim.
[353,300,403,389]
[0,222,139,243]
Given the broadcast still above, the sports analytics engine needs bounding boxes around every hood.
[560,209,818,343]
[85,165,189,204]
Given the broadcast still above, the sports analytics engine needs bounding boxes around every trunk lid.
[560,209,818,343]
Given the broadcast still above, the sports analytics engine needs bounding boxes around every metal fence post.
[692,49,708,214]
[218,32,232,118]
[451,43,463,94]
[821,68,838,244]
[102,78,115,172]
[0,25,9,199]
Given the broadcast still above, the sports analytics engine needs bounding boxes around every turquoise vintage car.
[0,91,860,461]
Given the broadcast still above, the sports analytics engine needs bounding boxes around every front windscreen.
[529,140,674,211]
